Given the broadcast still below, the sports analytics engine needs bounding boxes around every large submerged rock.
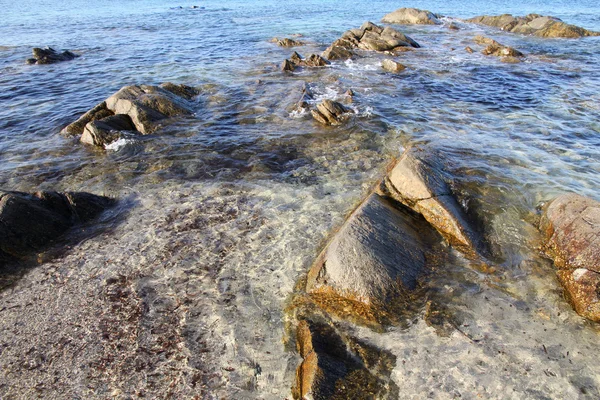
[26,47,79,65]
[0,190,115,261]
[467,14,600,38]
[539,194,600,321]
[381,8,441,25]
[385,147,485,257]
[61,83,198,147]
[321,22,419,61]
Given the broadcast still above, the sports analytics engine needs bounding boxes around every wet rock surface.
[321,21,419,62]
[282,51,330,71]
[311,99,351,126]
[381,59,406,73]
[381,7,441,25]
[0,190,115,261]
[62,83,198,146]
[540,194,600,321]
[474,35,524,60]
[26,47,79,65]
[467,14,600,38]
[272,37,303,47]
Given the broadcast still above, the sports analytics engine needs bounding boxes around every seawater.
[1,0,600,399]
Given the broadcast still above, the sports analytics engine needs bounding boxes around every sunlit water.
[1,0,599,398]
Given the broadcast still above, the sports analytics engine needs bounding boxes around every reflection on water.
[0,0,600,398]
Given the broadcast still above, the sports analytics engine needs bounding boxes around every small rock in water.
[310,99,350,126]
[465,46,474,53]
[281,52,329,72]
[474,35,524,60]
[272,37,303,47]
[382,59,406,73]
[26,47,79,65]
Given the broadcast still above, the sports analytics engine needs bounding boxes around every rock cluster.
[282,51,329,71]
[381,7,441,25]
[467,14,600,38]
[62,83,198,147]
[540,194,600,321]
[0,190,115,261]
[473,35,524,61]
[26,47,79,65]
[322,21,420,61]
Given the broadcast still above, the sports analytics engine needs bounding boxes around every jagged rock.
[306,193,439,304]
[292,318,397,400]
[384,147,483,256]
[62,83,198,146]
[61,102,114,137]
[311,99,350,126]
[272,37,303,47]
[381,7,441,25]
[0,190,115,260]
[539,194,600,321]
[26,47,79,65]
[282,52,330,71]
[322,43,354,60]
[467,14,600,38]
[474,35,524,59]
[81,114,136,147]
[382,59,406,73]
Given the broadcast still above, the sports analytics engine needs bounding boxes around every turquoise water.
[1,1,600,399]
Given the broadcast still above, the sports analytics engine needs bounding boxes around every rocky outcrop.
[271,37,303,47]
[310,99,350,126]
[292,318,397,400]
[26,47,79,65]
[0,190,115,260]
[381,59,406,73]
[539,194,600,321]
[282,52,330,71]
[467,14,600,38]
[306,192,441,306]
[61,83,198,147]
[385,147,484,257]
[473,35,524,60]
[321,21,419,61]
[381,8,441,25]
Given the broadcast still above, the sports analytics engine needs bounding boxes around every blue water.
[1,1,600,399]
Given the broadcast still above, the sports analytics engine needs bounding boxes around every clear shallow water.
[1,0,600,399]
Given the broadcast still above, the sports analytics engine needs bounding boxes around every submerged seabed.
[1,0,600,398]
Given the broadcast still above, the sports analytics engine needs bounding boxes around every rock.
[292,318,396,400]
[0,191,115,260]
[26,47,79,65]
[382,59,406,73]
[282,52,330,71]
[81,114,136,147]
[273,37,303,47]
[310,99,350,126]
[322,43,354,60]
[382,7,441,25]
[467,14,600,38]
[384,147,484,256]
[306,193,439,304]
[292,82,313,113]
[62,83,198,146]
[465,46,474,53]
[539,193,600,321]
[380,26,421,48]
[448,22,460,30]
[474,35,524,59]
[61,102,114,137]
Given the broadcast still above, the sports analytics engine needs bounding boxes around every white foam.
[104,137,134,151]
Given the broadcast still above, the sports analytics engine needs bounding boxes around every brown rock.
[81,114,136,147]
[273,37,303,47]
[385,147,484,256]
[382,59,406,73]
[311,99,350,126]
[322,44,354,60]
[282,58,295,72]
[465,46,474,53]
[381,8,441,25]
[467,14,600,38]
[61,102,114,137]
[540,193,600,321]
[475,35,524,58]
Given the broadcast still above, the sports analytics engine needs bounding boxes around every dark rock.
[0,191,115,260]
[382,59,406,73]
[81,114,136,147]
[322,43,354,61]
[540,194,600,321]
[384,147,484,257]
[360,21,384,34]
[382,7,441,25]
[467,14,600,38]
[160,82,200,100]
[27,47,79,65]
[292,318,397,400]
[61,102,114,137]
[310,99,350,126]
[448,22,460,30]
[282,52,330,71]
[282,59,295,72]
